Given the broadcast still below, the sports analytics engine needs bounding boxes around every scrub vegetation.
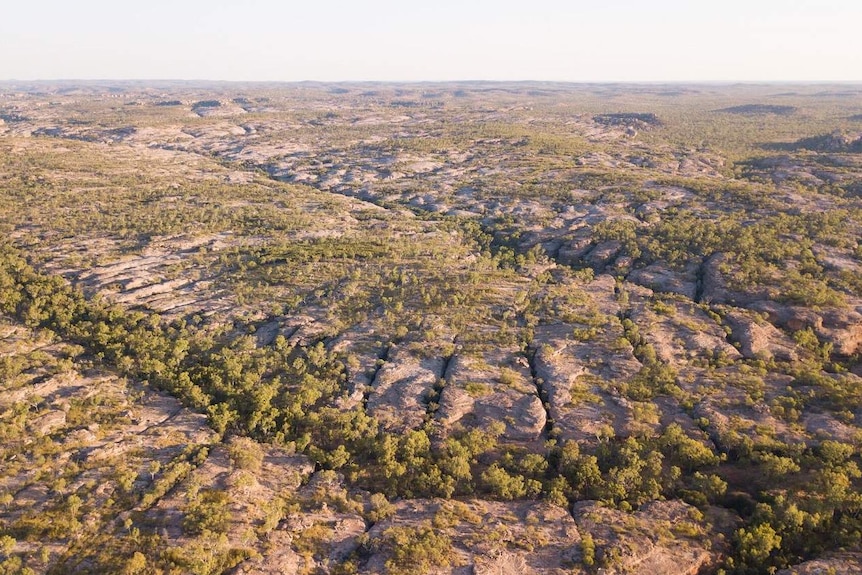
[0,80,860,574]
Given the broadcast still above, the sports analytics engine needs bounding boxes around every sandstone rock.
[626,285,741,367]
[724,309,799,361]
[436,385,476,428]
[750,300,823,332]
[234,531,302,575]
[30,410,66,435]
[750,300,862,356]
[803,411,860,444]
[366,344,445,432]
[363,499,581,574]
[777,552,862,574]
[584,240,622,269]
[692,379,806,451]
[700,252,770,305]
[628,263,697,299]
[572,500,714,575]
[819,306,862,356]
[438,350,545,442]
[581,273,624,317]
[534,322,641,442]
[556,237,593,267]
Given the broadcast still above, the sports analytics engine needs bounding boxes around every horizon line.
[3,78,862,86]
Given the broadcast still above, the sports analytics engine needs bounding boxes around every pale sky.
[1,0,860,82]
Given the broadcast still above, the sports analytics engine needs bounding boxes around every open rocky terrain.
[0,81,860,574]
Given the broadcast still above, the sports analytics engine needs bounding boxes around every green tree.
[183,489,231,536]
[734,523,781,567]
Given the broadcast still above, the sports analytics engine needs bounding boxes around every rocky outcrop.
[628,263,697,300]
[723,309,799,361]
[819,306,862,356]
[0,320,321,572]
[777,552,862,574]
[571,500,716,575]
[366,344,446,432]
[751,300,862,356]
[438,349,545,442]
[626,284,741,367]
[556,236,594,266]
[584,240,622,269]
[362,499,582,573]
[699,252,771,306]
[533,322,642,442]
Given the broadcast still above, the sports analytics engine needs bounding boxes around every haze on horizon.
[1,0,860,83]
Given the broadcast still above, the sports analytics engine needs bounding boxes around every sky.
[1,0,860,82]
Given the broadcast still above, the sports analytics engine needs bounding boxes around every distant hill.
[794,131,862,152]
[717,104,797,115]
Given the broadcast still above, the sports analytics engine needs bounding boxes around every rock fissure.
[693,254,711,304]
[526,345,554,441]
[616,307,646,370]
[425,348,455,423]
[363,343,391,410]
[133,406,185,437]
